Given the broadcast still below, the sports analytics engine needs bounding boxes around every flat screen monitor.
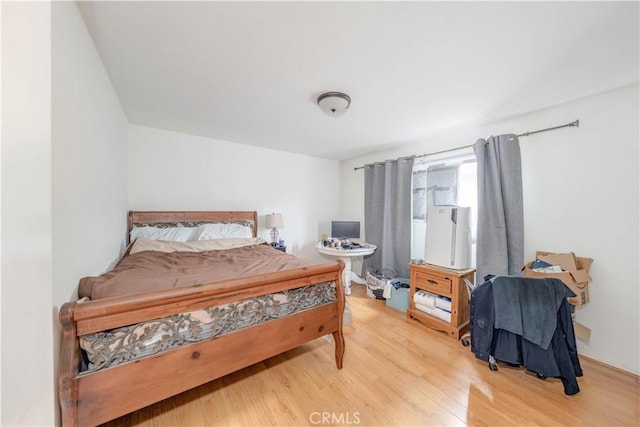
[331,221,360,240]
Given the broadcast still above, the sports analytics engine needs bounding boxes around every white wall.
[129,125,341,262]
[52,1,129,306]
[341,84,640,375]
[1,2,54,425]
[1,2,128,425]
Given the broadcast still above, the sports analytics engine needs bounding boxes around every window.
[411,149,477,264]
[412,170,427,220]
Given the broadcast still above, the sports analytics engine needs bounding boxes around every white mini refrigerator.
[424,205,471,270]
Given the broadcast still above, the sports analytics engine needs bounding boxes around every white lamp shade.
[317,92,351,117]
[265,213,284,229]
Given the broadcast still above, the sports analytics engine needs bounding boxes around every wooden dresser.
[407,263,475,339]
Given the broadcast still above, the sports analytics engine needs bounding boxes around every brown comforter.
[78,243,314,300]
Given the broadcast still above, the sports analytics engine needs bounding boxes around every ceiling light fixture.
[317,92,351,117]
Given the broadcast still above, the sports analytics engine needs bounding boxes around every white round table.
[316,243,376,295]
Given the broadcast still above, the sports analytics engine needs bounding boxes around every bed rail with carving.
[57,211,345,426]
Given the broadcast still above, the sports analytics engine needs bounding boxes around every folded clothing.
[531,258,553,269]
[414,290,436,308]
[415,303,432,315]
[533,265,564,273]
[432,307,452,323]
[531,258,563,273]
[389,278,410,289]
[414,303,452,323]
[436,295,451,312]
[415,290,452,312]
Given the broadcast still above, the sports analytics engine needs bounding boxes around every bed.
[58,211,345,426]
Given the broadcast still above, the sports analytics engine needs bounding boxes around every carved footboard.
[58,262,345,426]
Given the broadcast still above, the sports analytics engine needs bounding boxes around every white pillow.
[130,226,200,242]
[197,223,253,240]
[130,237,267,255]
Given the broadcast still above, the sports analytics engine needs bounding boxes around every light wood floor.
[102,284,639,427]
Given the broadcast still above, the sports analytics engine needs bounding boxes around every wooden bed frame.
[58,211,345,426]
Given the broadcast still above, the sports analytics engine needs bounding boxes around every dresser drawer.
[413,271,452,295]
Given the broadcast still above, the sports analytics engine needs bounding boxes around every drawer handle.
[427,279,438,284]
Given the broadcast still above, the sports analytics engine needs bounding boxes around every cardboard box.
[523,251,593,306]
[573,320,591,342]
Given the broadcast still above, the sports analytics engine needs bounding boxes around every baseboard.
[580,354,639,382]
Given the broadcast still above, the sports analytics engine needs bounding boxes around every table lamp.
[265,213,284,245]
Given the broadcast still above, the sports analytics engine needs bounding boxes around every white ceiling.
[77,1,639,161]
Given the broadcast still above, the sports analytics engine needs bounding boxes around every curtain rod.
[353,119,579,171]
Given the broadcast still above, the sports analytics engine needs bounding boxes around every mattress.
[78,238,315,300]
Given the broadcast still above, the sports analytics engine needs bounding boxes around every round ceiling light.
[317,92,351,117]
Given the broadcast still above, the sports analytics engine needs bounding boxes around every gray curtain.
[474,134,524,282]
[363,156,414,279]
